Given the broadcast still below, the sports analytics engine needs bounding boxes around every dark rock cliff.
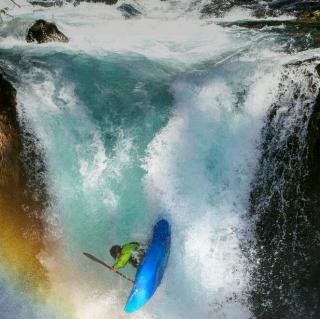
[0,74,49,289]
[249,60,320,319]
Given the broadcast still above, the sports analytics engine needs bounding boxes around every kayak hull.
[124,219,171,313]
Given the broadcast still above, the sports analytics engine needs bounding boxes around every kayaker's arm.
[112,243,140,270]
[113,250,132,270]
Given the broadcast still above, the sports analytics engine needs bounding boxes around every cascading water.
[249,60,320,319]
[0,1,320,319]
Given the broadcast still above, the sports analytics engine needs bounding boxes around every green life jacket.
[113,242,139,270]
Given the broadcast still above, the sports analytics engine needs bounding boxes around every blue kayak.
[124,219,171,313]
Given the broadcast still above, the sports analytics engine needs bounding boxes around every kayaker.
[110,242,145,271]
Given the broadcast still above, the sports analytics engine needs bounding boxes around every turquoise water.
[0,1,318,318]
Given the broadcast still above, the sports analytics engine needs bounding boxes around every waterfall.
[0,1,319,318]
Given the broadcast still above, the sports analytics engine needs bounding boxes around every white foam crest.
[0,5,253,67]
[137,0,200,18]
[61,16,233,65]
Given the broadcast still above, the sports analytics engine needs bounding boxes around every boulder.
[26,19,69,44]
[118,4,142,19]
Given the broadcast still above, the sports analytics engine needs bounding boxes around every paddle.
[9,0,21,8]
[83,252,134,284]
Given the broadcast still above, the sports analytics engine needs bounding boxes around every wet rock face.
[201,0,320,19]
[305,64,320,223]
[0,74,20,188]
[249,61,320,319]
[261,1,320,18]
[0,75,18,124]
[26,19,69,44]
[29,0,63,7]
[103,0,118,3]
[0,74,48,288]
[297,9,320,21]
[200,0,258,18]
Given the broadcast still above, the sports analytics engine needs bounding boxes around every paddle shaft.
[83,252,134,283]
[10,0,21,8]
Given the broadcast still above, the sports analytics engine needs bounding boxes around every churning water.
[0,1,319,318]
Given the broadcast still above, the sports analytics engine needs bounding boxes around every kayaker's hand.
[111,267,116,272]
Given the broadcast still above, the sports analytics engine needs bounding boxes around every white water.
[0,1,315,318]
